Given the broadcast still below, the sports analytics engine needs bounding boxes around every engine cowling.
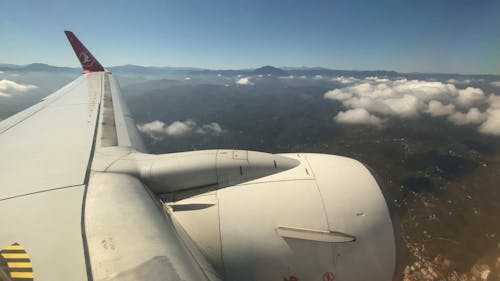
[167,153,399,281]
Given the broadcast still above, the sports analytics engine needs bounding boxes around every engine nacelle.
[167,153,399,281]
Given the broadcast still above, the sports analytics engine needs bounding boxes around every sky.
[1,0,500,74]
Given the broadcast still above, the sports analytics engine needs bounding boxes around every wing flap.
[85,173,209,281]
[0,186,88,281]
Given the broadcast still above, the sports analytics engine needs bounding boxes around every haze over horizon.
[1,0,500,75]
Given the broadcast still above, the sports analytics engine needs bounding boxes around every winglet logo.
[0,243,34,280]
[78,51,95,68]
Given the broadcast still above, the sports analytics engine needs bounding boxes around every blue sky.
[1,0,500,74]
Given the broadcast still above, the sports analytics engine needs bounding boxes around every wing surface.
[0,32,205,281]
[0,69,102,280]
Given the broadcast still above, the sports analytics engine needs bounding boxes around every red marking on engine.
[322,272,335,281]
[283,275,299,281]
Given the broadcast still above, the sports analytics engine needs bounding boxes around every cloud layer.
[0,79,37,97]
[324,77,500,135]
[137,119,225,140]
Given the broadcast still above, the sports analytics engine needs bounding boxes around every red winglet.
[64,31,104,73]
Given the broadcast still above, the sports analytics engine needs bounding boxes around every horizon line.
[1,62,500,77]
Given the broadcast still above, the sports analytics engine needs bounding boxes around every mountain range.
[2,63,499,80]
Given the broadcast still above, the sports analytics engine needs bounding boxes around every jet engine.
[162,152,400,281]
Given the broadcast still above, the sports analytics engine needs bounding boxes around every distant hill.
[189,66,289,76]
[253,66,288,76]
[283,67,399,78]
[109,65,203,75]
[0,63,79,73]
[188,69,252,76]
[1,63,499,79]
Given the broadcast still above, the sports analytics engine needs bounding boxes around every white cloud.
[324,77,500,135]
[447,79,472,85]
[331,76,359,84]
[448,108,486,125]
[479,109,500,135]
[137,120,168,140]
[477,94,500,135]
[426,100,455,117]
[324,89,353,101]
[487,94,500,109]
[489,81,500,88]
[334,108,383,127]
[456,87,485,107]
[184,77,191,80]
[313,75,324,80]
[196,122,224,135]
[383,94,421,118]
[137,119,225,140]
[324,79,450,119]
[0,79,37,97]
[236,77,254,85]
[166,120,196,136]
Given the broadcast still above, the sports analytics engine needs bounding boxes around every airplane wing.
[0,31,399,281]
[0,31,213,281]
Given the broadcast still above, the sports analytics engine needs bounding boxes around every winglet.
[64,31,104,73]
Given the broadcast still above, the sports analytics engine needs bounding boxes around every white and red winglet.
[64,31,104,73]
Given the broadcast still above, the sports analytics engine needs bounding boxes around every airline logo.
[78,51,95,68]
[0,243,34,280]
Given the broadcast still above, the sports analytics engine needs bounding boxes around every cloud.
[456,87,485,107]
[383,94,420,118]
[166,120,196,136]
[334,108,383,127]
[137,120,195,140]
[477,94,500,135]
[489,81,500,88]
[236,77,253,85]
[426,100,455,117]
[325,79,452,119]
[487,94,500,109]
[184,77,191,80]
[448,108,487,125]
[324,89,354,101]
[479,109,500,135]
[331,76,359,84]
[313,75,324,80]
[324,77,500,135]
[0,79,37,97]
[137,119,225,140]
[195,122,224,135]
[446,79,472,85]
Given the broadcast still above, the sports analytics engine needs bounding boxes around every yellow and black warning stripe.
[0,243,33,280]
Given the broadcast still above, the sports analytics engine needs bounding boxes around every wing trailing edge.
[64,30,104,73]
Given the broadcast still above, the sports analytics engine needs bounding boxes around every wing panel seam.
[0,184,83,202]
